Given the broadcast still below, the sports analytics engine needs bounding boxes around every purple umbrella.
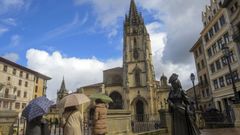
[22,96,53,122]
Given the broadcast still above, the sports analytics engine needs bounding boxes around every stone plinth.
[107,110,133,135]
[0,111,18,135]
[233,103,240,127]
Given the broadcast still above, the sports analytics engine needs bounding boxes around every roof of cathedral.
[81,82,103,88]
[160,74,167,80]
[103,67,122,72]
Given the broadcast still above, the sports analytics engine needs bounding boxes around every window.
[208,16,211,21]
[135,70,141,86]
[202,90,205,98]
[13,68,16,75]
[197,63,201,71]
[217,38,223,50]
[209,28,214,38]
[17,90,21,97]
[26,73,29,79]
[213,9,216,14]
[199,47,202,54]
[205,34,209,42]
[219,76,225,87]
[13,87,17,93]
[229,51,235,63]
[35,86,38,93]
[204,74,208,84]
[15,102,20,109]
[36,77,39,83]
[212,43,217,54]
[213,79,219,89]
[5,88,9,96]
[3,101,8,108]
[195,50,198,58]
[20,71,23,77]
[7,76,11,81]
[3,65,7,72]
[206,88,210,97]
[18,80,22,86]
[201,60,205,68]
[216,60,221,70]
[25,81,28,87]
[219,15,226,26]
[233,71,240,82]
[22,103,26,109]
[200,76,203,85]
[223,32,230,44]
[24,92,27,98]
[214,23,219,33]
[221,57,227,66]
[207,48,212,57]
[210,64,216,73]
[35,95,37,98]
[225,74,232,85]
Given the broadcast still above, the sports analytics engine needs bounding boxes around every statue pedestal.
[107,110,133,135]
[0,110,18,135]
[233,103,240,127]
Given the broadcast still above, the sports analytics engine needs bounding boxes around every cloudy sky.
[0,0,210,100]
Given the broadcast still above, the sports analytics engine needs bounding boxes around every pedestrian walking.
[58,93,90,135]
[22,96,53,135]
[25,116,50,135]
[62,106,83,135]
[93,99,108,135]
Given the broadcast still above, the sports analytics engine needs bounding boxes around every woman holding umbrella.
[58,93,90,135]
[22,96,53,135]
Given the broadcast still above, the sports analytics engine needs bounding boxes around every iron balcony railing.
[0,93,17,100]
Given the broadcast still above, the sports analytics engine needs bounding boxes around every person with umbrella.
[58,93,90,135]
[22,96,53,135]
[90,93,112,135]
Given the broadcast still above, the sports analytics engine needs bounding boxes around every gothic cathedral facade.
[78,0,169,115]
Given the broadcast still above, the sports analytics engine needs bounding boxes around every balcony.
[0,93,17,101]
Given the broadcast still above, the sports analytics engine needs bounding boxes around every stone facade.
[78,0,170,117]
[192,0,240,113]
[190,38,214,111]
[0,57,51,113]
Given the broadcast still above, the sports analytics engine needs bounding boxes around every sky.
[0,0,210,100]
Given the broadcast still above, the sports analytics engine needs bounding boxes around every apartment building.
[199,0,240,113]
[0,57,51,112]
[190,38,214,111]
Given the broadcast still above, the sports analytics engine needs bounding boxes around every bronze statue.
[168,73,200,135]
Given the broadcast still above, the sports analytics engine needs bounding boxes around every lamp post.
[222,46,240,103]
[190,73,199,110]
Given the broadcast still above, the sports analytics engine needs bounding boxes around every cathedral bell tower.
[123,0,157,114]
[57,77,69,102]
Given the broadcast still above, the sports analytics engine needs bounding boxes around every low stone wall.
[0,111,18,135]
[107,110,133,135]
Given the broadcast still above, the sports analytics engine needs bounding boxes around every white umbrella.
[58,93,90,109]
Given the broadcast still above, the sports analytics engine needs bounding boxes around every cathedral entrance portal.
[109,91,123,109]
[136,100,144,121]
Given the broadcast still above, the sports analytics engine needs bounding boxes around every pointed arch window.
[133,38,139,59]
[135,68,141,86]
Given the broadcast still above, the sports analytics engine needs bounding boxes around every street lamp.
[222,46,240,103]
[190,73,199,110]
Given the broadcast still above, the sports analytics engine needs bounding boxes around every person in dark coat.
[25,116,50,135]
[168,73,200,135]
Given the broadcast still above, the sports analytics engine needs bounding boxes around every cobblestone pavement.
[201,128,240,135]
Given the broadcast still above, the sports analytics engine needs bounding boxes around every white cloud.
[1,18,17,26]
[10,35,21,47]
[26,49,122,100]
[3,52,19,62]
[0,26,8,36]
[0,0,25,14]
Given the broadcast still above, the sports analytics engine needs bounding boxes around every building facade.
[78,0,170,117]
[190,38,214,111]
[195,0,240,113]
[0,57,51,112]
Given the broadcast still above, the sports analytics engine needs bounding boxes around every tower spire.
[60,77,67,92]
[128,0,141,25]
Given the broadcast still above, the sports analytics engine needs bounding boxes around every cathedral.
[74,0,170,116]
